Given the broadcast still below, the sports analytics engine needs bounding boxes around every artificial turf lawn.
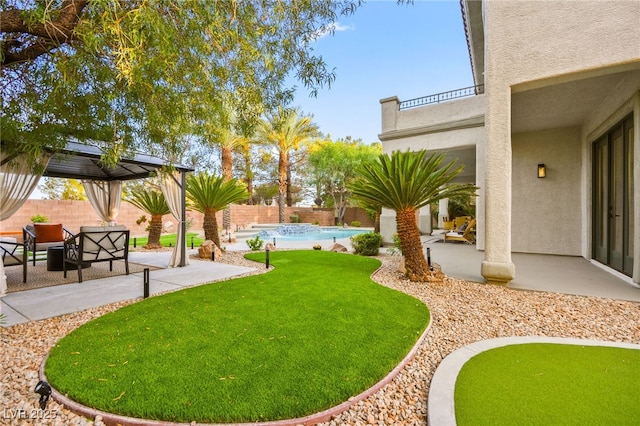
[130,232,203,248]
[455,343,640,425]
[45,250,429,423]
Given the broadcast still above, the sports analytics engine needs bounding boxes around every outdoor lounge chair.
[1,238,27,283]
[23,223,74,265]
[444,219,476,244]
[64,225,130,283]
[454,216,472,229]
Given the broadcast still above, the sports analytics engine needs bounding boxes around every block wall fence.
[0,200,374,238]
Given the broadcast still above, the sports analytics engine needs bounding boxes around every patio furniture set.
[0,223,130,285]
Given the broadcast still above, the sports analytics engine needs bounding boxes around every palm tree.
[127,188,171,249]
[217,117,249,231]
[187,173,249,248]
[198,100,251,229]
[256,107,319,222]
[349,150,477,282]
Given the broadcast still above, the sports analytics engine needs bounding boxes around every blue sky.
[290,0,474,144]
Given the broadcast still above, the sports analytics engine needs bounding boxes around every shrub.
[30,214,48,223]
[246,235,264,251]
[289,214,300,223]
[350,232,382,256]
[350,221,361,227]
[387,233,403,256]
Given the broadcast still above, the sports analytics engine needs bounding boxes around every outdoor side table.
[46,246,65,271]
[46,246,91,271]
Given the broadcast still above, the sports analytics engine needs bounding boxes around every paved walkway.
[1,250,256,327]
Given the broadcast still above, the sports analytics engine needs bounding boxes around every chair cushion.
[35,241,65,251]
[34,223,64,243]
[80,225,127,233]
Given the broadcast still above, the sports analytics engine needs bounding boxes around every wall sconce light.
[537,163,546,178]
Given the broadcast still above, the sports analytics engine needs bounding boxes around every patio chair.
[64,225,130,283]
[444,219,476,244]
[454,216,472,229]
[23,223,74,265]
[1,238,27,283]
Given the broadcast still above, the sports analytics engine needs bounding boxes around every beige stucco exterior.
[379,0,640,286]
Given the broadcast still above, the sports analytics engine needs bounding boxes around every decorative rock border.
[427,336,640,426]
[39,316,432,426]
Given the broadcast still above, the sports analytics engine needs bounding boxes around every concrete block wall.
[0,201,373,239]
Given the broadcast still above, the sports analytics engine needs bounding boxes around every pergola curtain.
[160,171,189,267]
[0,153,50,297]
[82,180,122,225]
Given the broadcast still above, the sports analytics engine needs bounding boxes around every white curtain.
[160,171,189,267]
[82,180,122,225]
[0,152,50,297]
[0,153,50,221]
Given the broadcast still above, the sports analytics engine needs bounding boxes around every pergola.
[1,141,194,295]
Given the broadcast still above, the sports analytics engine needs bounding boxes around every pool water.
[257,225,370,241]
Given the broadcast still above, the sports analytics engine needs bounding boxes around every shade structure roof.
[43,141,194,181]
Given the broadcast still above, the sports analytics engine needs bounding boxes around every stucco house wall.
[380,0,639,285]
[512,127,582,255]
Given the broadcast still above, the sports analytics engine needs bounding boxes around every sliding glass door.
[592,114,634,277]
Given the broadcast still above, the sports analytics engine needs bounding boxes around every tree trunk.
[146,214,163,249]
[396,209,431,281]
[242,145,254,205]
[286,161,293,207]
[278,149,288,223]
[221,147,233,181]
[203,208,220,248]
[222,147,232,231]
[278,193,286,224]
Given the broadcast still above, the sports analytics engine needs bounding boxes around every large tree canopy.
[307,136,380,222]
[1,0,362,167]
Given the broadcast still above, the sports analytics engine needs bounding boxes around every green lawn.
[455,343,640,425]
[45,250,429,423]
[130,232,203,248]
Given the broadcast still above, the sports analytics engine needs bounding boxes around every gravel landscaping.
[1,251,638,425]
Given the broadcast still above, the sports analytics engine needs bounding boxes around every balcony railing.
[398,84,485,110]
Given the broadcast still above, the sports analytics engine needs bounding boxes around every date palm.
[257,107,319,222]
[127,188,171,249]
[349,150,477,282]
[187,173,249,248]
[217,113,250,230]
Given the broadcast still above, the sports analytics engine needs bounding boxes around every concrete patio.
[423,238,639,302]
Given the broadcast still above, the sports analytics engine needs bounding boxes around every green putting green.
[455,343,640,425]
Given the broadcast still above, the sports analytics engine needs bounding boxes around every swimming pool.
[257,225,371,241]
